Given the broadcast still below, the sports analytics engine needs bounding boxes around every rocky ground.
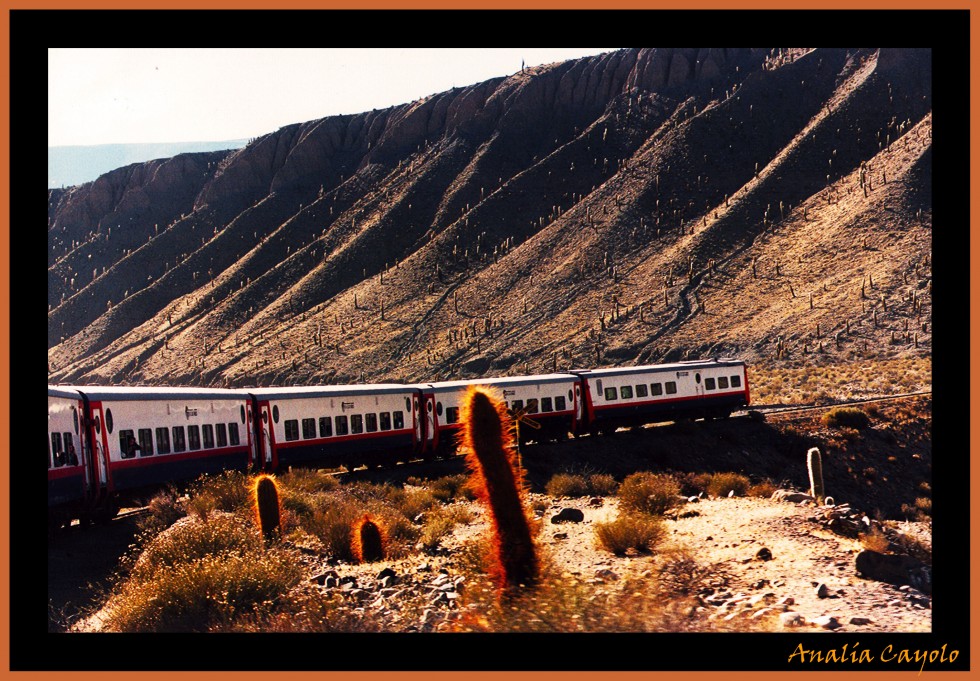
[57,488,931,634]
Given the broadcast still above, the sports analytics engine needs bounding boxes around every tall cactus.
[253,474,281,542]
[352,514,385,563]
[459,386,539,595]
[807,447,825,503]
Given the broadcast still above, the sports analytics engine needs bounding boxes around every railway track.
[740,390,931,417]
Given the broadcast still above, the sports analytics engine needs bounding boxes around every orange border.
[27,5,973,681]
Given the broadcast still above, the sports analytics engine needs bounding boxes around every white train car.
[572,358,750,432]
[246,384,421,471]
[48,386,89,524]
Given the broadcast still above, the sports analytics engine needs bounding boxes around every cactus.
[254,474,281,542]
[458,386,539,595]
[807,447,825,503]
[352,514,385,562]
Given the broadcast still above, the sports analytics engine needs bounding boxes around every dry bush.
[391,486,439,520]
[617,472,681,516]
[594,513,667,556]
[425,474,478,502]
[860,525,890,553]
[747,479,777,498]
[706,472,751,498]
[655,546,730,597]
[279,467,339,494]
[106,513,304,632]
[822,406,871,430]
[676,471,713,496]
[185,470,252,518]
[137,487,186,535]
[545,473,590,497]
[588,473,619,495]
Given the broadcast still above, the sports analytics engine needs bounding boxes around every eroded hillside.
[48,47,932,387]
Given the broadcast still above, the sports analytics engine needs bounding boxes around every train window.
[636,384,649,398]
[718,376,729,389]
[541,397,553,412]
[51,432,63,466]
[172,426,187,452]
[138,428,154,456]
[366,413,378,432]
[393,411,404,429]
[73,406,79,434]
[705,378,716,390]
[105,408,114,434]
[730,375,742,387]
[351,414,364,434]
[511,399,523,412]
[596,380,603,394]
[379,412,392,431]
[319,417,333,438]
[555,395,567,411]
[262,410,268,423]
[95,415,101,434]
[436,402,443,417]
[272,406,280,424]
[48,437,52,469]
[302,418,316,439]
[568,389,574,403]
[156,428,171,455]
[665,382,677,395]
[445,407,459,424]
[695,373,702,384]
[63,433,78,466]
[406,397,412,412]
[604,387,618,401]
[228,423,240,446]
[202,424,215,449]
[188,425,201,450]
[119,430,135,459]
[526,399,539,414]
[240,406,246,424]
[335,415,349,436]
[621,386,634,399]
[651,383,663,396]
[216,423,228,447]
[284,420,299,441]
[426,402,432,413]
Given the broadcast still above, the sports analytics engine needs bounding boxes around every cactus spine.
[459,386,538,595]
[807,447,825,503]
[352,514,385,562]
[254,474,281,542]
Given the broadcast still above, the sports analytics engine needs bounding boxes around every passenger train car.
[48,358,748,526]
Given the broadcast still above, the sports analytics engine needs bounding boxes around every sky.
[48,48,620,148]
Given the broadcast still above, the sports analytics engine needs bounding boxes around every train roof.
[419,373,580,392]
[569,359,745,379]
[48,385,247,401]
[246,384,414,399]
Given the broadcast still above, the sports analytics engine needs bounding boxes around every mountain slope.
[48,47,932,387]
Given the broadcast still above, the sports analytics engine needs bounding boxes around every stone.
[855,550,928,590]
[589,497,604,507]
[849,616,873,625]
[772,489,814,504]
[756,547,773,561]
[813,615,841,630]
[377,567,397,581]
[551,508,585,523]
[816,583,831,598]
[780,612,806,628]
[594,568,619,582]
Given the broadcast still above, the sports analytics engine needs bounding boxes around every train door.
[424,393,437,451]
[258,402,274,470]
[574,382,584,430]
[86,401,111,498]
[412,394,423,454]
[694,372,704,398]
[245,399,260,470]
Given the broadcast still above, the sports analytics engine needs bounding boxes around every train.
[48,358,749,526]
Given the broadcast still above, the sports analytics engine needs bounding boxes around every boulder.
[551,508,585,523]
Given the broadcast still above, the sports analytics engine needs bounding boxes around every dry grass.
[705,472,751,498]
[594,513,667,556]
[822,406,871,429]
[749,357,931,405]
[617,472,681,516]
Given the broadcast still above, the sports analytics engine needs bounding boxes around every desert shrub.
[901,497,932,521]
[420,510,458,552]
[138,487,186,535]
[588,473,619,496]
[391,487,439,520]
[655,547,728,597]
[531,496,550,513]
[747,479,777,498]
[706,472,751,498]
[545,473,590,497]
[186,470,252,517]
[106,546,304,632]
[594,513,667,556]
[306,495,363,562]
[860,526,890,553]
[676,472,713,496]
[617,472,681,515]
[428,474,477,502]
[279,468,339,494]
[822,406,870,429]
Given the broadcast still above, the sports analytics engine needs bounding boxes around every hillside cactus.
[253,474,282,542]
[807,447,825,503]
[352,514,385,563]
[458,385,539,595]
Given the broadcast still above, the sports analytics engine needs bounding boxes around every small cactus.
[254,475,281,542]
[352,514,385,562]
[807,447,825,503]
